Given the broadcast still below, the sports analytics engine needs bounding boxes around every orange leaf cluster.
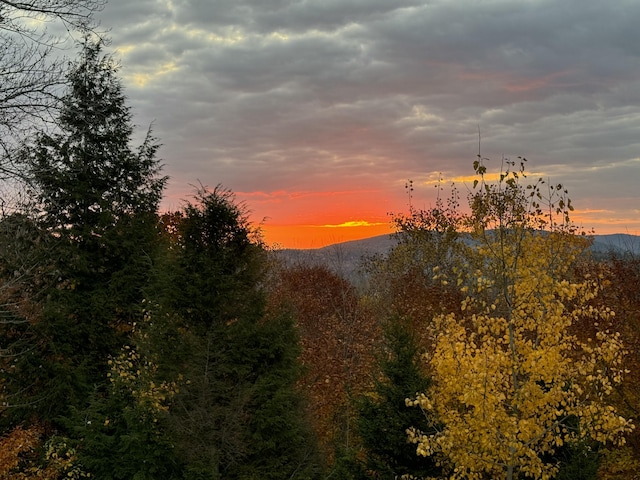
[268,263,379,459]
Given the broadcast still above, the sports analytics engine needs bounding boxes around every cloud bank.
[97,0,640,238]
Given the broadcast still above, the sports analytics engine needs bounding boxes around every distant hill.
[273,233,640,280]
[272,233,399,280]
[589,234,640,255]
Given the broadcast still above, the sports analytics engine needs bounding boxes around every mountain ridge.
[279,232,640,254]
[273,233,640,280]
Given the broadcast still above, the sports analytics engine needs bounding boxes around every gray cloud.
[97,0,640,232]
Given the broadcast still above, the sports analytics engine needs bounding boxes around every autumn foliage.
[0,424,89,479]
[404,159,634,480]
[572,253,640,478]
[268,263,379,459]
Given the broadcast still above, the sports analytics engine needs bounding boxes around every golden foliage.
[0,425,89,479]
[574,252,640,474]
[598,445,640,480]
[407,160,633,479]
[107,307,179,416]
[0,425,41,478]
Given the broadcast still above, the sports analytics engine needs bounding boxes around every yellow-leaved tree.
[407,157,633,480]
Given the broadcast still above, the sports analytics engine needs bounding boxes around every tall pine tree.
[3,38,166,427]
[29,38,165,274]
[155,186,322,479]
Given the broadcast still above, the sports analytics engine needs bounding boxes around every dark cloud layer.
[98,0,640,232]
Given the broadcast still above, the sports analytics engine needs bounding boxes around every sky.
[93,0,640,248]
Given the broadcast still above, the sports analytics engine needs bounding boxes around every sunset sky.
[94,0,640,248]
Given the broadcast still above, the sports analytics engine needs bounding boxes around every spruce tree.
[353,316,441,479]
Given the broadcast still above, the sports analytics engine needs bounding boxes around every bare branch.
[0,0,105,181]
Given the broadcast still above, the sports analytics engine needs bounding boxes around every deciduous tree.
[0,0,104,172]
[362,186,464,353]
[268,263,379,465]
[407,159,633,479]
[573,251,640,478]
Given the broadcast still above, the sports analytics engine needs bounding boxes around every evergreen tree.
[3,38,166,426]
[76,313,183,480]
[28,38,165,282]
[352,316,441,479]
[157,186,322,479]
[172,185,265,331]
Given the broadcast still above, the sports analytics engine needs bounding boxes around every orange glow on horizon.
[571,208,640,236]
[259,213,640,250]
[235,187,402,249]
[260,221,395,249]
[162,188,639,251]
